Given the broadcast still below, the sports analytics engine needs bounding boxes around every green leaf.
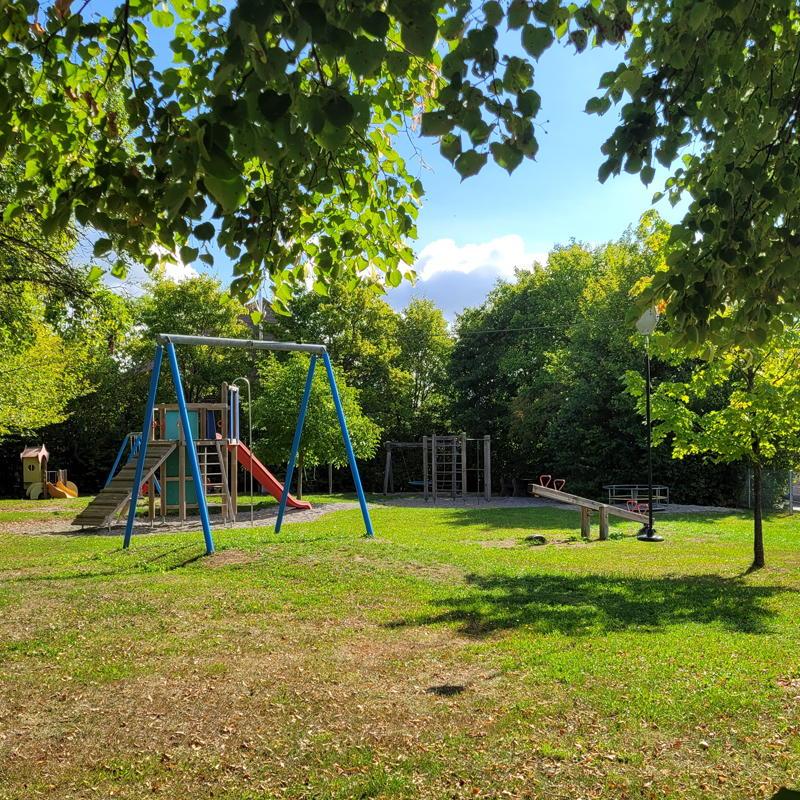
[258,90,291,122]
[521,24,554,60]
[323,95,355,128]
[507,0,530,29]
[2,202,23,223]
[597,158,618,183]
[454,149,488,180]
[517,89,541,117]
[346,39,386,77]
[421,111,454,137]
[640,165,655,185]
[690,2,710,27]
[199,253,214,266]
[88,265,104,282]
[440,132,462,164]
[204,174,247,213]
[151,8,175,27]
[585,96,609,115]
[361,10,390,38]
[490,141,523,174]
[180,245,199,264]
[93,238,113,257]
[483,1,503,26]
[194,221,215,241]
[401,15,438,57]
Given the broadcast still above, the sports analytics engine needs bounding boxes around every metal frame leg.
[323,353,374,537]
[276,357,316,533]
[124,347,163,548]
[166,342,214,554]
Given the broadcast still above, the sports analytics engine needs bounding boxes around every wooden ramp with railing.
[72,442,177,530]
[528,482,648,540]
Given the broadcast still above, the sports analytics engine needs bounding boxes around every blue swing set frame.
[123,335,374,554]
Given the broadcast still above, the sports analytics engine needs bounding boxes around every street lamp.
[635,307,664,543]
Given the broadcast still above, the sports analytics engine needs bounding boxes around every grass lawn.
[0,502,798,799]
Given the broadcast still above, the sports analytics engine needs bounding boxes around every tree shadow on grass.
[438,507,594,533]
[387,572,791,637]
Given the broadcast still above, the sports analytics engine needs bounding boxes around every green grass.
[0,504,798,799]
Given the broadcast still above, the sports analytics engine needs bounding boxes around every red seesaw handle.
[539,475,551,488]
[554,479,565,491]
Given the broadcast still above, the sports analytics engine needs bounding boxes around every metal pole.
[322,352,374,537]
[638,336,663,542]
[276,357,317,533]
[232,377,253,526]
[790,469,794,515]
[106,433,134,488]
[165,342,214,554]
[155,333,325,354]
[125,347,163,548]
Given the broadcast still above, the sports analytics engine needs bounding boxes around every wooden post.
[383,445,391,495]
[148,472,155,520]
[160,459,166,520]
[432,434,437,503]
[450,437,457,499]
[461,432,467,502]
[422,437,429,502]
[328,462,333,495]
[297,451,303,500]
[598,505,609,541]
[179,435,186,522]
[580,506,591,540]
[483,435,491,501]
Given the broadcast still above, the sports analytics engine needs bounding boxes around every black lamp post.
[635,308,664,543]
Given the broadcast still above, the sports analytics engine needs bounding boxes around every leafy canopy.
[251,352,381,467]
[0,0,634,308]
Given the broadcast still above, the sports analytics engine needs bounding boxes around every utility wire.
[389,319,626,342]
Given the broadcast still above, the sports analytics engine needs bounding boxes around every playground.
[1,496,799,799]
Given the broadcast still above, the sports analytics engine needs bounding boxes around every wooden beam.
[528,482,648,523]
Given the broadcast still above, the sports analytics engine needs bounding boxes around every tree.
[627,326,800,569]
[395,295,453,428]
[450,213,743,502]
[585,0,800,346]
[126,273,254,403]
[251,352,381,479]
[1,0,564,305]
[273,281,412,437]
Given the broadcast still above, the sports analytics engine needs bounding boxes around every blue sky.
[384,34,685,319]
[110,25,686,318]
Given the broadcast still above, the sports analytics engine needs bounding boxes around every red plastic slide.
[230,442,312,510]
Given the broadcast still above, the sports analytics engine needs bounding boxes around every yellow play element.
[47,480,78,499]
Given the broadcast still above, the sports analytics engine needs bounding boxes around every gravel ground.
[0,495,734,538]
[0,502,361,538]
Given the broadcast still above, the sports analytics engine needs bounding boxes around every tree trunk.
[752,436,765,569]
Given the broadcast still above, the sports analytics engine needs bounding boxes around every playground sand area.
[0,495,731,537]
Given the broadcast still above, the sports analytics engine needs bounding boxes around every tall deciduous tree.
[395,295,453,423]
[251,352,380,471]
[126,273,253,403]
[627,327,800,569]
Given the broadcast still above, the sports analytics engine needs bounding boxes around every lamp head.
[635,307,659,337]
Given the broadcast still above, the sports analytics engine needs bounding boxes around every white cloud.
[104,246,200,297]
[413,235,548,282]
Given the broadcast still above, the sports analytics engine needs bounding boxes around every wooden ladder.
[72,441,178,529]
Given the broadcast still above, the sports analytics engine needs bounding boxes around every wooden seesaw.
[528,476,648,540]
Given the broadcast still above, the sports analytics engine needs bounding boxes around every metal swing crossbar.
[123,334,374,554]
